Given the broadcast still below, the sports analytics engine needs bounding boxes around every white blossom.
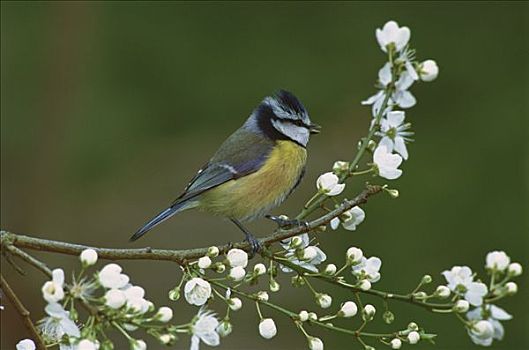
[228,297,242,311]
[98,263,129,289]
[486,251,510,271]
[376,20,411,53]
[16,339,36,350]
[308,337,324,350]
[190,309,220,350]
[124,285,151,314]
[198,256,212,269]
[104,289,126,309]
[390,338,402,349]
[80,249,98,266]
[507,262,522,276]
[338,301,358,318]
[39,302,80,341]
[331,207,365,231]
[155,306,173,322]
[442,266,473,291]
[376,111,413,160]
[408,331,420,344]
[419,60,439,82]
[373,143,403,180]
[280,234,326,273]
[467,304,512,346]
[258,318,277,339]
[226,249,248,268]
[352,256,382,283]
[316,172,345,196]
[464,282,488,306]
[346,247,363,264]
[184,278,212,306]
[316,293,332,309]
[228,266,246,282]
[42,268,65,303]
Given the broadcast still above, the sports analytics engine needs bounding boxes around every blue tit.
[130,90,320,251]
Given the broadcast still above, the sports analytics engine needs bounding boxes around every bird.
[130,90,320,252]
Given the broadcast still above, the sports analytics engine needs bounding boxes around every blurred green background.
[1,1,528,349]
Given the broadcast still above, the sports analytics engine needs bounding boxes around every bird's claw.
[244,233,262,258]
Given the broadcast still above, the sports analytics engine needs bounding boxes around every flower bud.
[333,161,350,174]
[413,291,427,299]
[315,293,332,309]
[217,319,233,337]
[298,310,309,322]
[228,297,242,311]
[346,247,363,265]
[155,306,173,322]
[308,312,318,321]
[323,264,337,275]
[159,334,175,345]
[408,322,419,331]
[386,188,400,198]
[229,267,246,281]
[363,304,376,320]
[302,246,318,261]
[256,291,269,302]
[308,337,324,350]
[472,320,494,340]
[454,300,470,313]
[291,275,305,287]
[435,285,450,298]
[197,256,212,269]
[227,248,248,268]
[269,279,280,292]
[338,301,358,318]
[80,248,98,266]
[507,262,522,276]
[291,236,303,249]
[207,246,219,258]
[390,338,402,349]
[383,310,395,324]
[130,340,147,350]
[253,263,267,276]
[367,139,377,152]
[422,275,432,284]
[407,331,420,344]
[486,251,510,271]
[258,318,277,339]
[419,59,439,82]
[505,282,517,295]
[359,279,371,291]
[213,262,226,273]
[168,287,180,301]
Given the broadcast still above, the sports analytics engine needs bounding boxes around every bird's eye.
[290,119,308,128]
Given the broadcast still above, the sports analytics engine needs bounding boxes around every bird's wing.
[173,129,274,204]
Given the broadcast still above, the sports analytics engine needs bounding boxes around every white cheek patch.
[271,119,309,146]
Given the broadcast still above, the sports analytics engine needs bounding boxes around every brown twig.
[1,185,382,264]
[1,274,47,350]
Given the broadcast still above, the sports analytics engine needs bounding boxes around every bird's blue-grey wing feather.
[173,129,274,204]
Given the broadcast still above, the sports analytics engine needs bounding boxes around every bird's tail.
[129,201,192,242]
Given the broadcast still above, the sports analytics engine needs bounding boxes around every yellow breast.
[199,140,307,220]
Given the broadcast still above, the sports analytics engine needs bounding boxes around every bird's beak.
[309,123,322,134]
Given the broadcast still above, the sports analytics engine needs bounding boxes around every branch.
[1,274,47,350]
[1,185,383,264]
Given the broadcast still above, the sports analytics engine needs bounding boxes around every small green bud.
[367,140,377,152]
[413,292,427,299]
[291,275,305,287]
[168,288,180,301]
[213,262,226,273]
[100,340,114,350]
[407,322,419,331]
[383,310,395,324]
[207,246,219,258]
[217,319,233,337]
[422,275,433,284]
[269,279,280,292]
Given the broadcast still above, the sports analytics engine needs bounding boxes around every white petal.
[378,63,392,86]
[490,305,512,320]
[330,217,340,230]
[394,26,410,52]
[386,111,405,126]
[52,269,65,286]
[327,183,345,196]
[200,331,220,346]
[394,90,416,108]
[379,167,402,180]
[405,60,419,80]
[190,335,200,350]
[396,72,415,91]
[394,137,408,160]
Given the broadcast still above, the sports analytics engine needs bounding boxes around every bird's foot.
[266,215,309,229]
[244,232,262,257]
